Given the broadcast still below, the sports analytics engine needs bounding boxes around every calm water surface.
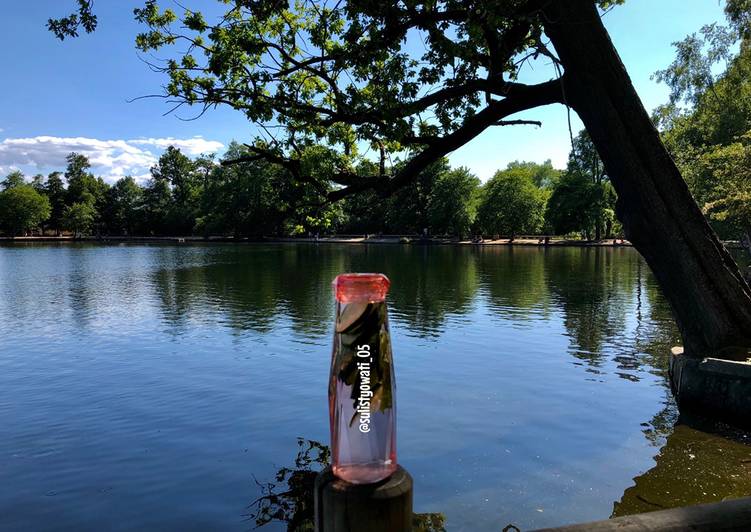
[0,243,749,531]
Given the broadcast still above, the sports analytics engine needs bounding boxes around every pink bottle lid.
[333,273,390,303]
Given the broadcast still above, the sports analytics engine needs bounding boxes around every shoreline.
[270,235,636,247]
[0,234,748,249]
[0,234,634,247]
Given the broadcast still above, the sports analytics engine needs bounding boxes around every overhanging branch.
[327,77,565,201]
[222,78,563,204]
[495,119,542,127]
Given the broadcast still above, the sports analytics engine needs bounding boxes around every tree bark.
[543,0,751,360]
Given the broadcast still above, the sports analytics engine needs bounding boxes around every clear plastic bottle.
[329,273,397,484]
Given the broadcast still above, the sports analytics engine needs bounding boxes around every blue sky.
[0,1,728,182]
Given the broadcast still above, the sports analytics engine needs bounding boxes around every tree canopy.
[476,163,547,238]
[48,0,625,205]
[43,0,751,358]
[656,6,751,245]
[546,130,616,240]
[0,184,51,237]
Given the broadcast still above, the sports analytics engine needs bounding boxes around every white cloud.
[0,135,225,183]
[130,136,224,156]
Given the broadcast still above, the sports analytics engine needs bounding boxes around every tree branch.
[495,119,542,127]
[327,78,564,201]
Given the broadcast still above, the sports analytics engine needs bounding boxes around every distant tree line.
[0,136,620,240]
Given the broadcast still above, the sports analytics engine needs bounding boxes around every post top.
[333,273,390,303]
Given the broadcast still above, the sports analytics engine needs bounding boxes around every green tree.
[505,160,561,189]
[31,174,46,193]
[142,176,171,235]
[0,185,51,236]
[151,146,201,234]
[50,0,751,359]
[63,201,96,238]
[546,131,616,239]
[546,172,616,239]
[64,152,108,234]
[2,170,26,190]
[427,167,480,236]
[385,159,448,234]
[546,172,598,237]
[658,37,751,242]
[45,172,68,236]
[476,165,546,239]
[653,23,738,113]
[198,142,289,237]
[106,176,144,235]
[277,144,346,236]
[193,154,216,188]
[569,130,613,240]
[694,135,751,249]
[30,174,49,233]
[65,153,96,203]
[338,160,390,234]
[196,142,341,238]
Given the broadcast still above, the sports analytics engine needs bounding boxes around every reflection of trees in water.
[151,265,207,331]
[65,248,116,331]
[475,246,662,376]
[245,416,748,530]
[540,247,679,380]
[630,272,681,378]
[147,243,483,338]
[614,414,751,518]
[61,246,155,332]
[247,438,327,531]
[149,245,346,335]
[143,244,743,529]
[639,394,680,449]
[350,245,480,337]
[477,246,552,319]
[147,244,679,381]
[272,245,346,336]
[546,248,635,367]
[246,438,446,531]
[151,243,483,338]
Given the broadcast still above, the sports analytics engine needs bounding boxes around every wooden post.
[669,346,751,428]
[314,466,413,532]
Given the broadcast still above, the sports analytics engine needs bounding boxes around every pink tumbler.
[328,273,397,484]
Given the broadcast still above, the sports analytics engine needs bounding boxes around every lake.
[1,243,749,531]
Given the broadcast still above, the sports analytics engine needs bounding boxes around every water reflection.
[146,244,485,338]
[477,246,551,319]
[615,412,751,517]
[0,244,681,366]
[1,242,748,531]
[246,414,751,532]
[142,244,677,368]
[246,438,446,532]
[246,422,750,531]
[547,249,631,365]
[247,438,327,531]
[146,245,346,335]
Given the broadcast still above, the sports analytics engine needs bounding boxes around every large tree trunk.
[543,0,751,360]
